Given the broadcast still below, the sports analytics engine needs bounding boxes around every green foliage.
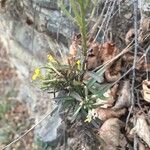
[32,0,113,123]
[59,0,89,57]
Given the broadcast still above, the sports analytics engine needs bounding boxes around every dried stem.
[89,0,109,38]
[0,109,55,150]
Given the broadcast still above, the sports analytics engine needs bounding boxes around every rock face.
[0,0,71,145]
[2,0,74,45]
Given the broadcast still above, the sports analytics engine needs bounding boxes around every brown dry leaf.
[69,43,77,57]
[122,52,135,62]
[95,84,118,108]
[69,34,81,57]
[125,28,134,45]
[87,41,100,57]
[113,80,131,109]
[144,64,150,72]
[68,34,81,65]
[67,55,76,66]
[95,108,126,121]
[86,41,118,71]
[105,68,121,82]
[110,84,119,100]
[94,89,114,108]
[100,42,120,82]
[139,17,150,44]
[86,55,101,71]
[99,42,118,63]
[142,80,150,103]
[98,118,124,150]
[136,58,145,70]
[122,52,143,65]
[122,52,147,71]
[139,141,148,150]
[105,59,122,82]
[130,114,150,148]
[140,17,150,33]
[86,42,101,70]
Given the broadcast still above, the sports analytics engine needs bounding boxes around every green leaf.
[89,83,112,99]
[42,79,58,84]
[46,63,63,76]
[50,106,59,116]
[70,91,83,101]
[92,103,107,108]
[92,83,112,91]
[87,71,104,83]
[63,100,75,109]
[58,64,69,70]
[54,96,75,109]
[84,0,90,10]
[70,0,82,26]
[59,0,76,23]
[71,104,82,122]
[86,66,106,88]
[54,96,74,102]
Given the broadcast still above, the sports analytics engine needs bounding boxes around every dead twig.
[0,108,56,150]
[88,0,109,38]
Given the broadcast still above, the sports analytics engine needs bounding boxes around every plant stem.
[78,0,88,71]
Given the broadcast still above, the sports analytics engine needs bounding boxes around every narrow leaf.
[70,91,83,101]
[70,0,82,25]
[86,66,106,87]
[71,104,82,122]
[59,1,76,23]
[89,83,112,99]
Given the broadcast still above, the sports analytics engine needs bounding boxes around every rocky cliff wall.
[0,0,71,144]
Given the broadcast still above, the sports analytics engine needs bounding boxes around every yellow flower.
[32,74,37,80]
[76,60,81,70]
[32,68,41,80]
[76,60,81,65]
[35,68,41,75]
[47,54,56,62]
